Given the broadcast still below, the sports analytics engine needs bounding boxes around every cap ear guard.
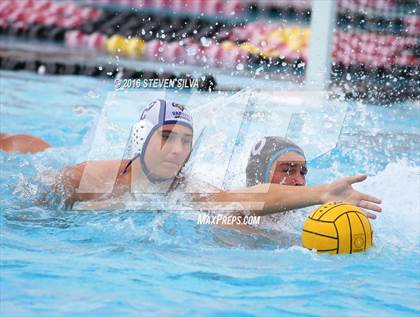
[129,119,155,158]
[120,119,155,176]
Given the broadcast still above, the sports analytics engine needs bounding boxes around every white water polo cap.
[125,99,193,182]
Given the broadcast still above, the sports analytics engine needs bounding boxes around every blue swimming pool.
[1,70,419,316]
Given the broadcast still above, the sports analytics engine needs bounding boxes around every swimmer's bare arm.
[53,160,130,208]
[192,175,381,219]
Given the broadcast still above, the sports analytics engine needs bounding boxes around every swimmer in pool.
[0,133,51,153]
[216,137,308,234]
[2,99,382,217]
[246,136,307,187]
[50,99,193,207]
[52,99,381,217]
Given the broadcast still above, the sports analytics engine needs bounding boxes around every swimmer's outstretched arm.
[192,175,381,219]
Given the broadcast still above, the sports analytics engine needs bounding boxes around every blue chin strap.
[140,157,173,184]
[140,123,173,184]
[262,147,306,183]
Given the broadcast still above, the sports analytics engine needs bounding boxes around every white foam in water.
[354,159,420,253]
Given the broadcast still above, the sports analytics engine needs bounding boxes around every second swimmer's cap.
[246,136,305,186]
[124,99,193,182]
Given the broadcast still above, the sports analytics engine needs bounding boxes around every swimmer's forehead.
[275,152,306,163]
[158,124,193,137]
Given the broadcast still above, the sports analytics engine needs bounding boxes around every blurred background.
[1,2,420,316]
[1,0,419,103]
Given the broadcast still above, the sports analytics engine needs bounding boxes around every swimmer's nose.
[169,137,184,156]
[293,174,306,186]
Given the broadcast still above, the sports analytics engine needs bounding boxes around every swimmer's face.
[268,152,307,186]
[144,124,192,178]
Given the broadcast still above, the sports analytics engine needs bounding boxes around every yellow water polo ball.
[105,34,126,55]
[302,202,373,254]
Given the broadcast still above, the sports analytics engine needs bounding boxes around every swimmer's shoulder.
[62,159,131,186]
[58,159,132,207]
[72,159,130,172]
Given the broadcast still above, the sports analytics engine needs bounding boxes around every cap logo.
[172,102,185,111]
[251,138,266,156]
[140,101,157,120]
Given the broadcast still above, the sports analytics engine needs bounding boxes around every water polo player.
[53,99,381,218]
[246,137,307,187]
[2,99,382,216]
[54,99,194,207]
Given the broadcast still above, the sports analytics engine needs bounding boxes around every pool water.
[1,70,419,316]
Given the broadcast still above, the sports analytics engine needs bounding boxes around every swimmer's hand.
[320,175,382,219]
